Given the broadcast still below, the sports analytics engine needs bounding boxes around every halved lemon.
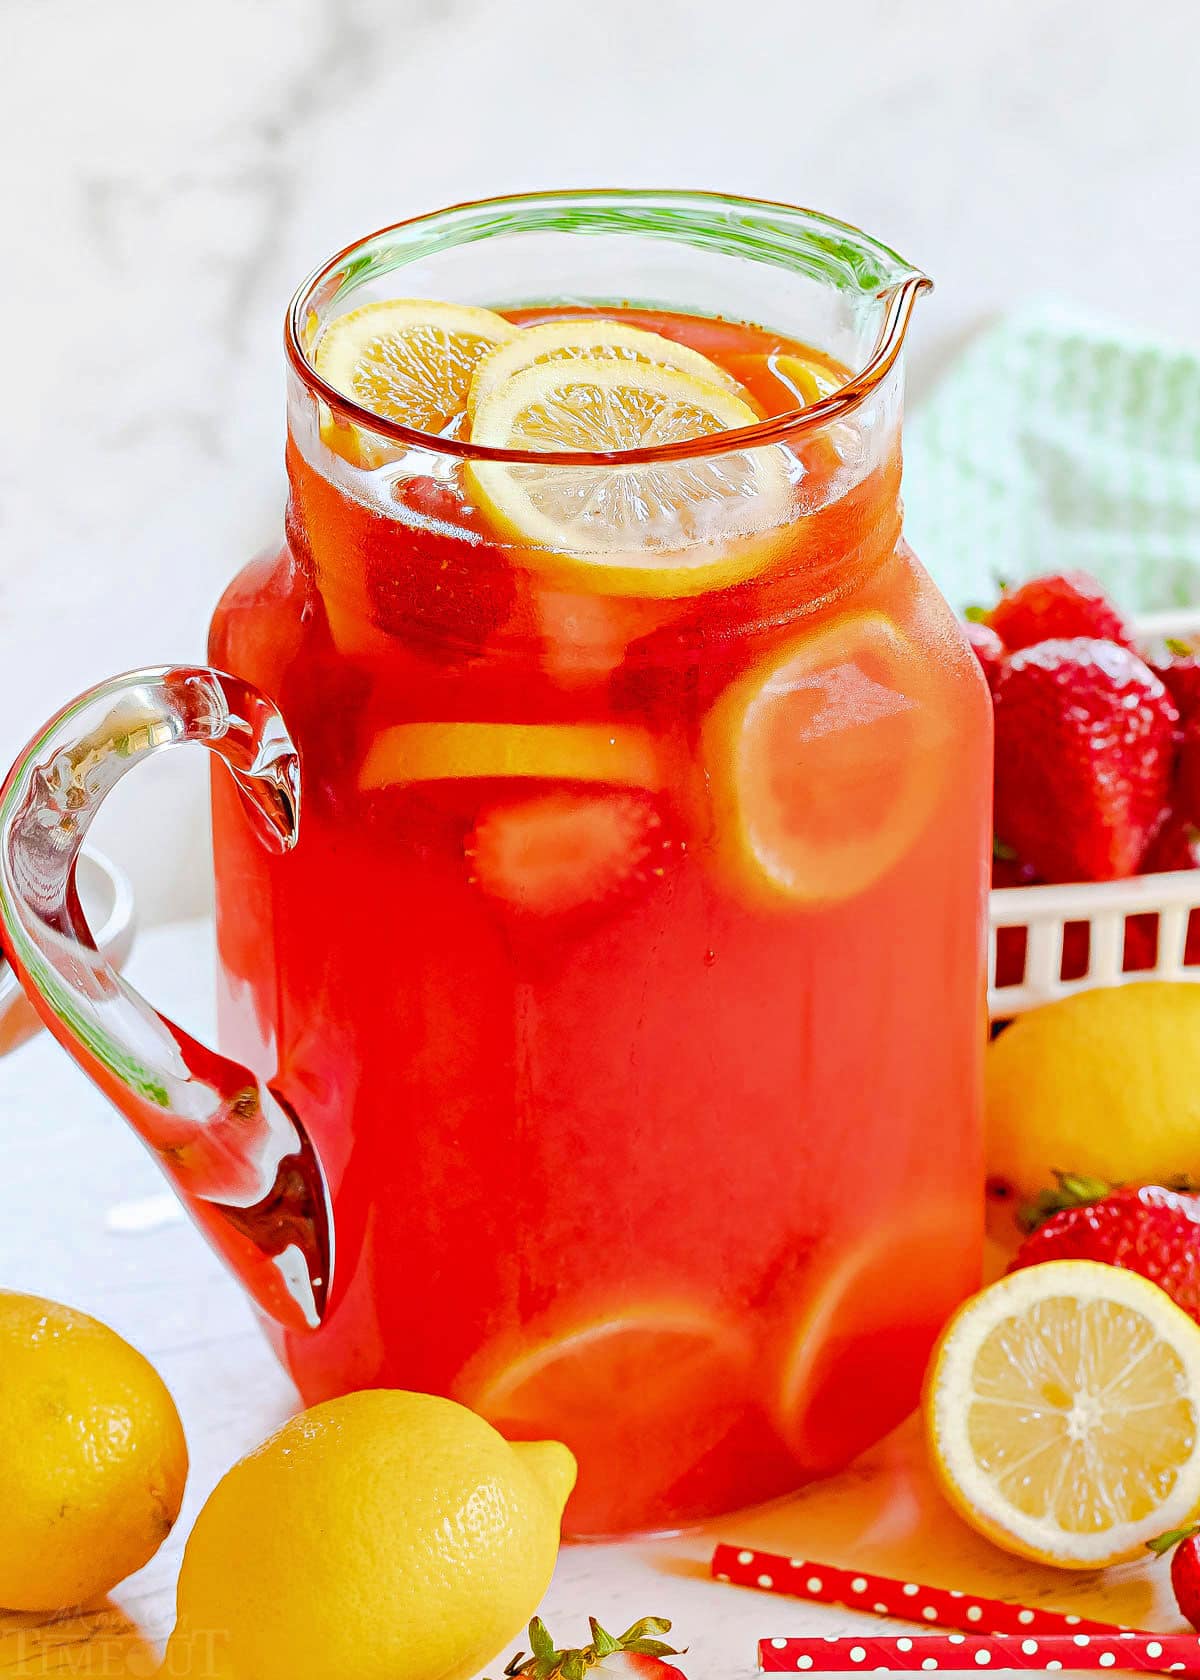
[466,360,793,598]
[466,317,740,418]
[458,1305,753,1534]
[314,299,518,438]
[700,610,945,907]
[925,1259,1200,1568]
[358,720,667,792]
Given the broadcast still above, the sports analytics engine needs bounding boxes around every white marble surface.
[0,919,1184,1676]
[3,0,1200,923]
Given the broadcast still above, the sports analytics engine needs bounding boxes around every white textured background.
[3,0,1199,922]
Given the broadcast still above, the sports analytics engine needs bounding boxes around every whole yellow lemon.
[987,982,1200,1200]
[167,1389,575,1680]
[0,1291,188,1611]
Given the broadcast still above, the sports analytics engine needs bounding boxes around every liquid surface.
[210,301,991,1536]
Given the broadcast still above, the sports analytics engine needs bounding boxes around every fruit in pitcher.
[985,983,1200,1199]
[468,789,677,918]
[0,1291,188,1611]
[167,1390,575,1680]
[361,475,517,654]
[459,1308,754,1534]
[467,316,740,417]
[503,1615,686,1680]
[1010,1177,1200,1323]
[314,298,517,439]
[992,638,1177,881]
[720,349,843,416]
[924,1260,1200,1567]
[359,720,669,791]
[701,611,944,906]
[775,1210,978,1472]
[467,358,791,596]
[984,571,1135,652]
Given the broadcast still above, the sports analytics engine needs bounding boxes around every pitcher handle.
[0,666,331,1333]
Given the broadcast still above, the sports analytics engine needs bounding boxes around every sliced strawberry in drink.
[361,475,517,657]
[532,587,677,689]
[463,789,672,920]
[467,788,677,918]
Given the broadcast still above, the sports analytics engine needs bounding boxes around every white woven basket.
[988,609,1200,1019]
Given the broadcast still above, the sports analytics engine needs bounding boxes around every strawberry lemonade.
[207,194,991,1535]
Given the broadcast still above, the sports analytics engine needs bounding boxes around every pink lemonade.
[208,271,990,1537]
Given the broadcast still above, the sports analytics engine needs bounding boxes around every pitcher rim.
[284,187,931,469]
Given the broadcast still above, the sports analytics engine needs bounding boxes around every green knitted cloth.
[903,301,1200,614]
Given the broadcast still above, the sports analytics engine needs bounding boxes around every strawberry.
[361,475,516,657]
[1009,1175,1200,1323]
[1142,814,1200,875]
[984,571,1135,651]
[467,789,677,918]
[1137,816,1200,967]
[612,606,760,729]
[990,846,1161,988]
[991,848,1039,890]
[963,618,1005,691]
[1176,721,1200,829]
[502,1616,685,1680]
[1154,648,1200,828]
[991,850,1038,991]
[992,638,1177,881]
[1150,644,1200,723]
[1147,1525,1200,1632]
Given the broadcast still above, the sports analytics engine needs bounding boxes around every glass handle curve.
[0,665,331,1333]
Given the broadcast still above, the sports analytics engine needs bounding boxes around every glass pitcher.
[0,190,990,1537]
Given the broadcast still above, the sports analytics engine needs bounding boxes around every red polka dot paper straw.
[712,1546,1132,1636]
[757,1633,1200,1673]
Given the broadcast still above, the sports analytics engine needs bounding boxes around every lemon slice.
[314,299,518,435]
[466,360,792,598]
[925,1259,1200,1568]
[467,317,740,418]
[776,1207,977,1472]
[457,1305,753,1534]
[771,352,844,406]
[701,611,946,907]
[359,721,666,792]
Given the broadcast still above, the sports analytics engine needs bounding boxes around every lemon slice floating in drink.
[701,610,945,906]
[315,299,518,459]
[458,1305,753,1534]
[466,317,741,418]
[467,359,793,598]
[926,1259,1200,1568]
[776,1209,976,1473]
[359,721,667,792]
[769,352,844,407]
